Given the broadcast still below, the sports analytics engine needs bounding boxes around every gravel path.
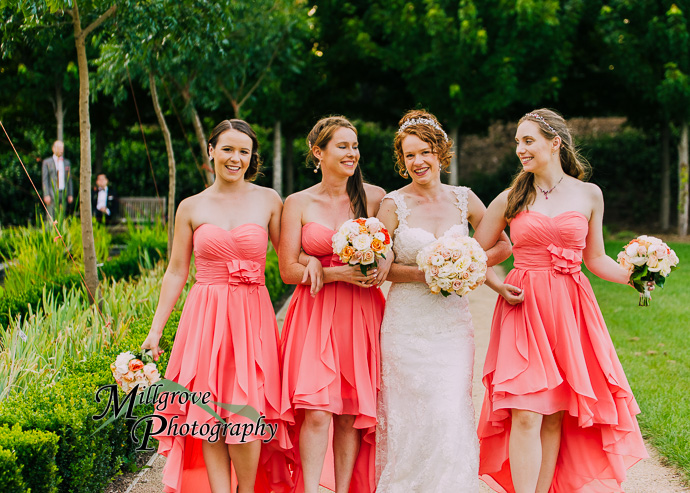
[120,282,688,493]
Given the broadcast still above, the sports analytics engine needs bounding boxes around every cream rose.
[115,351,135,375]
[352,234,372,251]
[332,232,349,253]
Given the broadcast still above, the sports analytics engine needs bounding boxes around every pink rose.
[361,250,376,265]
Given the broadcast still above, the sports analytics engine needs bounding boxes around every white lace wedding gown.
[376,187,479,492]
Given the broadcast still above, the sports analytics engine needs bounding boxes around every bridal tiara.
[525,113,558,136]
[398,118,449,142]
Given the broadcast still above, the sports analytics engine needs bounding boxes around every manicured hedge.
[0,312,180,493]
[0,424,60,493]
[0,446,25,493]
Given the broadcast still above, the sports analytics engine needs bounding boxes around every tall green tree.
[600,0,690,235]
[332,0,581,184]
[2,0,119,303]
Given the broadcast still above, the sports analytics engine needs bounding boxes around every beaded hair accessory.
[398,117,449,142]
[525,113,558,136]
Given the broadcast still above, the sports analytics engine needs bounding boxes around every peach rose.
[341,245,355,262]
[129,359,145,372]
[371,238,384,252]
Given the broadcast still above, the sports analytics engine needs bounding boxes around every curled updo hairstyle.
[505,108,591,220]
[306,116,368,218]
[393,109,453,178]
[208,119,262,182]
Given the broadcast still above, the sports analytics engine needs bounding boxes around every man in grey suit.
[42,140,74,220]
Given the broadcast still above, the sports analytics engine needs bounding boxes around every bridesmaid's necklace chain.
[535,175,564,200]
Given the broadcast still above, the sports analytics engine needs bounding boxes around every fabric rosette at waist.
[195,259,265,290]
[513,244,582,274]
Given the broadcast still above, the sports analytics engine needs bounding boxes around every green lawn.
[592,241,690,481]
[499,240,690,481]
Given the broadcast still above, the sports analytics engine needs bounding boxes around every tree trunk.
[285,135,294,195]
[448,127,460,186]
[179,87,214,186]
[661,121,670,230]
[150,72,176,259]
[72,2,98,305]
[55,79,64,142]
[273,120,282,197]
[678,121,689,237]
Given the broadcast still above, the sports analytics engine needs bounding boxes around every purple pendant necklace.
[536,176,564,200]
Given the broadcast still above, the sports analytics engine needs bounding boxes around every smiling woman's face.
[209,129,253,182]
[515,120,556,173]
[316,126,360,177]
[402,133,441,184]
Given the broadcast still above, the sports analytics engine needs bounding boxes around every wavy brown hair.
[393,109,453,178]
[505,108,591,220]
[208,119,262,181]
[306,116,368,218]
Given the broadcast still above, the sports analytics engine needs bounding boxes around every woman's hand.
[496,283,524,305]
[334,264,378,287]
[374,254,393,287]
[141,331,164,362]
[301,255,324,296]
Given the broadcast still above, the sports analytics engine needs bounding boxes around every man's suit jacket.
[42,156,74,200]
[92,185,119,222]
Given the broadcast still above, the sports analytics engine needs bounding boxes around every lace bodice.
[386,187,470,266]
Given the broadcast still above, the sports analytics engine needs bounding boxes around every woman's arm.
[142,199,194,360]
[484,267,524,305]
[473,190,510,252]
[582,184,630,284]
[467,190,512,267]
[376,196,426,284]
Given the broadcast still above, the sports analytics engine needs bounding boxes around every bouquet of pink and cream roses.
[332,217,392,275]
[617,235,679,306]
[110,350,161,394]
[416,234,487,297]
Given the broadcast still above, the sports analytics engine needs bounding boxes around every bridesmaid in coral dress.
[474,109,648,493]
[278,116,387,493]
[142,119,291,493]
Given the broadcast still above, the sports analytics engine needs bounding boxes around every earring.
[403,170,409,178]
[314,160,321,173]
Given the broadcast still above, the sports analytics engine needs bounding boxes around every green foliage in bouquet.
[629,262,677,292]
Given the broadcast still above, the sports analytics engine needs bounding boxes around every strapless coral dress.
[478,211,648,492]
[157,223,291,493]
[280,222,385,492]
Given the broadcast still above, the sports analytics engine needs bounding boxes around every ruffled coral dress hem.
[478,211,647,493]
[279,222,385,493]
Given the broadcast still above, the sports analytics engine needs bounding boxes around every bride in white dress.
[375,110,518,492]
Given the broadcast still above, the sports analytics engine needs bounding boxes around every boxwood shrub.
[0,424,60,493]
